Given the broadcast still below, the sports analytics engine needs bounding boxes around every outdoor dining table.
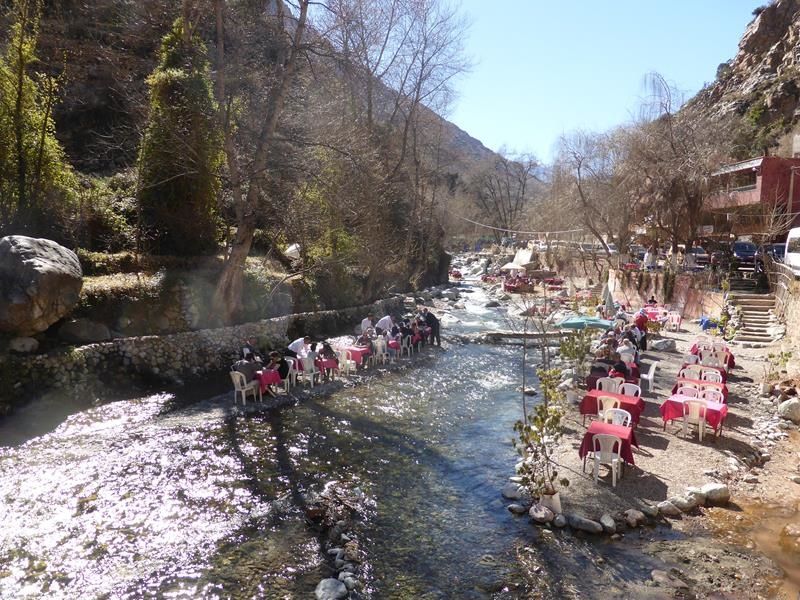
[585,362,640,389]
[578,421,639,466]
[681,363,728,383]
[660,394,728,435]
[689,343,736,368]
[256,369,282,393]
[342,346,371,365]
[580,389,646,425]
[671,378,728,402]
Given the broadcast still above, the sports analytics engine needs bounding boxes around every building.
[704,156,800,237]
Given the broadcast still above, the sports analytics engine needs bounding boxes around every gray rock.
[600,513,616,534]
[8,336,38,353]
[567,514,603,534]
[529,503,555,524]
[552,514,567,528]
[485,300,501,308]
[501,483,524,500]
[59,318,112,344]
[778,398,800,424]
[0,236,83,336]
[669,495,699,512]
[700,482,730,506]
[649,338,676,351]
[657,501,682,517]
[315,578,348,600]
[624,509,646,527]
[685,487,707,506]
[508,503,528,515]
[791,476,800,484]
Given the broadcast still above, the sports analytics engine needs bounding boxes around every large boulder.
[700,482,731,506]
[0,236,82,336]
[778,398,800,424]
[567,514,603,534]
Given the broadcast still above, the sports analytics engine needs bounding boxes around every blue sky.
[449,0,761,161]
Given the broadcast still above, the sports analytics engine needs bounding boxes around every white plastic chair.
[618,351,635,364]
[639,361,658,392]
[666,312,682,332]
[400,336,413,357]
[700,389,724,404]
[683,399,707,441]
[684,354,699,365]
[591,434,623,487]
[596,377,621,393]
[597,395,621,422]
[619,383,641,397]
[676,386,700,397]
[336,350,357,376]
[700,353,723,368]
[373,337,390,364]
[604,408,632,427]
[701,370,723,383]
[299,356,321,387]
[712,342,728,352]
[230,370,262,405]
[283,357,298,389]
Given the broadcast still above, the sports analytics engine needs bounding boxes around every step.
[734,333,776,342]
[728,292,775,299]
[730,297,775,305]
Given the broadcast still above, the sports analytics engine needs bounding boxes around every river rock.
[502,483,524,500]
[685,487,707,506]
[778,398,800,424]
[552,514,567,528]
[624,509,646,528]
[700,482,731,506]
[0,236,83,336]
[669,495,699,512]
[315,578,348,599]
[600,513,616,534]
[58,318,112,343]
[567,514,603,534]
[508,503,528,515]
[780,523,800,553]
[529,503,555,524]
[640,504,660,518]
[485,300,500,308]
[657,501,682,518]
[649,338,676,351]
[8,336,38,353]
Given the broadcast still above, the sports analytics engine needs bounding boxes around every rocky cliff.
[685,0,800,154]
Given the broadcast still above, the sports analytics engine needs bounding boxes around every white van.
[785,227,800,276]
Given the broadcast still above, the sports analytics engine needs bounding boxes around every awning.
[556,316,614,330]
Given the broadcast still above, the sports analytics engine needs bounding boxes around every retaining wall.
[0,296,405,414]
[608,270,724,320]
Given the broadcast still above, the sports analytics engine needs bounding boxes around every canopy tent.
[500,262,526,272]
[557,316,614,330]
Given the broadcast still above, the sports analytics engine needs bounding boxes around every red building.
[705,156,800,235]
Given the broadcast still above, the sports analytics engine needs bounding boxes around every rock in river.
[600,514,616,534]
[700,482,730,506]
[529,503,555,524]
[315,578,348,599]
[567,514,603,534]
[778,398,800,424]
[657,501,682,518]
[0,236,82,336]
[502,483,524,500]
[624,509,646,528]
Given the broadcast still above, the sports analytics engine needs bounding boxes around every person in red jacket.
[633,309,649,350]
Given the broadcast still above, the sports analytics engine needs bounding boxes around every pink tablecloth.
[681,363,728,383]
[644,307,667,321]
[580,389,646,425]
[660,394,728,432]
[343,346,371,364]
[579,421,639,465]
[671,378,728,402]
[256,369,282,392]
[388,339,401,350]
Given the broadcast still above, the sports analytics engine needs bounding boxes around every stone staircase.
[729,292,783,346]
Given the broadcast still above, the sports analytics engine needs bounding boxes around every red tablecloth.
[660,394,728,432]
[689,344,735,368]
[388,339,401,350]
[343,346,371,364]
[671,378,728,402]
[579,421,638,465]
[644,307,667,321]
[317,358,338,371]
[256,369,282,392]
[585,363,640,390]
[580,389,646,425]
[681,363,728,383]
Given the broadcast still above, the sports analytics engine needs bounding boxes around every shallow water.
[0,283,727,598]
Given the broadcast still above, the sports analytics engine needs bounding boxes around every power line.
[446,211,584,236]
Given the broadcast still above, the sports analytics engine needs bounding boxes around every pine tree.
[137,18,223,256]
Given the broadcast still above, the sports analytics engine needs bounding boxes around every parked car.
[784,228,800,276]
[731,240,757,266]
[687,246,710,266]
[629,244,646,261]
[758,243,786,262]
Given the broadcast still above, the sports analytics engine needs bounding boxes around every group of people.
[230,305,442,395]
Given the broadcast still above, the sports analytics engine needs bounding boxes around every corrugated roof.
[711,157,764,176]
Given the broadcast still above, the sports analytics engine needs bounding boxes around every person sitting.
[634,308,649,332]
[355,331,373,365]
[241,336,264,363]
[285,335,311,358]
[646,295,657,306]
[266,351,289,382]
[609,357,629,380]
[232,353,260,383]
[360,312,375,335]
[306,342,319,363]
[318,341,339,379]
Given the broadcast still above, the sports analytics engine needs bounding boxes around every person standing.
[422,307,441,347]
[361,312,375,335]
[285,335,311,358]
[375,314,394,333]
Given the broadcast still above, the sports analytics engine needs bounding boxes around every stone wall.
[608,270,725,320]
[0,296,404,414]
